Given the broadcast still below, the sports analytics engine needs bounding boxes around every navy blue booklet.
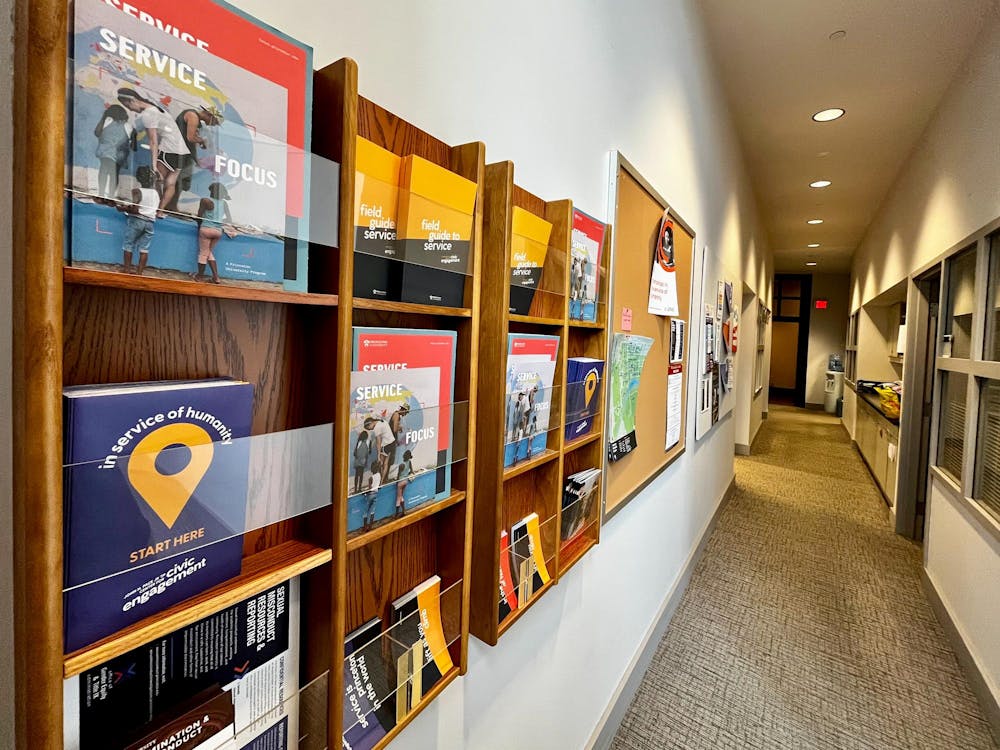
[63,378,253,651]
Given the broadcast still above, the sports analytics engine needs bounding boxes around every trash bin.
[824,370,845,414]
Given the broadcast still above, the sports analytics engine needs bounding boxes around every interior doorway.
[769,274,812,407]
[895,268,941,540]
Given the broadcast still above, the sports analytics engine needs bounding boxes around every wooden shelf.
[345,490,466,552]
[559,532,598,578]
[502,449,560,481]
[568,319,604,330]
[352,297,473,318]
[563,430,601,453]
[64,266,339,306]
[509,313,565,326]
[888,355,904,365]
[496,580,555,640]
[371,667,460,750]
[63,540,332,678]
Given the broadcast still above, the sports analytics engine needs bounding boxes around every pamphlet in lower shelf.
[63,578,301,750]
[511,514,552,603]
[342,579,461,745]
[561,468,602,545]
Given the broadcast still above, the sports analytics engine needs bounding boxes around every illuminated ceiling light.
[807,219,824,225]
[812,108,845,122]
[810,180,832,188]
[806,262,818,266]
[807,243,820,248]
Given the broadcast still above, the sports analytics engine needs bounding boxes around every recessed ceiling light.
[806,262,818,267]
[818,151,831,157]
[808,243,820,248]
[807,219,824,225]
[812,108,845,122]
[829,30,847,41]
[810,180,832,188]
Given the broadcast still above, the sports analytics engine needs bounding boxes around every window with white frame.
[934,231,1000,523]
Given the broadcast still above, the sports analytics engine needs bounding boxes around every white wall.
[805,273,849,406]
[925,480,1000,704]
[218,1,771,747]
[1,0,15,745]
[851,6,1000,712]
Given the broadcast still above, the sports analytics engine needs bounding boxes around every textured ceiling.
[699,0,994,274]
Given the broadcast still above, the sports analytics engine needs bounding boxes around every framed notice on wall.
[603,152,696,522]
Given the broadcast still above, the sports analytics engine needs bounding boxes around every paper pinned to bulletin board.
[695,245,740,440]
[604,152,695,521]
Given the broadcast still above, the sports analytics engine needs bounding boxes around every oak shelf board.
[558,533,598,578]
[64,267,340,307]
[353,297,473,318]
[495,579,555,640]
[568,319,604,330]
[369,667,461,750]
[63,540,332,678]
[344,490,467,553]
[563,431,601,453]
[501,449,560,482]
[509,313,565,327]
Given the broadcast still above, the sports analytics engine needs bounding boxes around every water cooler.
[824,370,845,414]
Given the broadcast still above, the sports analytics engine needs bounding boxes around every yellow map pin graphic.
[127,423,215,529]
[584,370,598,406]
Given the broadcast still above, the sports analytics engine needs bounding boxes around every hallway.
[612,405,998,750]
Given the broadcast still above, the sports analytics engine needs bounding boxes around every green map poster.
[608,333,654,462]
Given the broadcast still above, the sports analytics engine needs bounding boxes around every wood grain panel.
[12,0,67,744]
[358,98,452,167]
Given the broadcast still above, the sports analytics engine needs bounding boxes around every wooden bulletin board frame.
[603,152,696,521]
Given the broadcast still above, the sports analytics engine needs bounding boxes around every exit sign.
[815,299,829,310]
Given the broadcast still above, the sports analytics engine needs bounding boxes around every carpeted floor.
[612,405,998,750]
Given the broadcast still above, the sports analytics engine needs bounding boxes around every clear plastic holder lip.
[62,422,333,593]
[563,377,605,425]
[67,57,341,257]
[123,668,330,750]
[502,380,562,439]
[342,579,462,733]
[352,171,477,277]
[345,397,469,534]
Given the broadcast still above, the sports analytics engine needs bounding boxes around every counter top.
[859,390,900,426]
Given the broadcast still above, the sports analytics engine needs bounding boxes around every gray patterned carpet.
[612,406,998,750]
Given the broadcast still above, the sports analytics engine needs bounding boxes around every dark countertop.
[859,390,900,426]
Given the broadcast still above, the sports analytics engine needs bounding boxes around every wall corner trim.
[921,568,1000,746]
[587,475,738,750]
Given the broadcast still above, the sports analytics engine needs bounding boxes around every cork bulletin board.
[603,153,695,521]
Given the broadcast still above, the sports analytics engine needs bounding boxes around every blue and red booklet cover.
[69,0,313,290]
[63,378,252,652]
[350,328,457,534]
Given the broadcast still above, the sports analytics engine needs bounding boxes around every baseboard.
[587,475,738,750]
[804,402,825,411]
[921,569,1000,746]
[735,443,750,456]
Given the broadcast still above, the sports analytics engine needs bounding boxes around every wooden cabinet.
[854,396,899,507]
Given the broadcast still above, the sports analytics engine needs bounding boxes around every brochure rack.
[314,58,482,748]
[12,1,480,739]
[468,162,609,646]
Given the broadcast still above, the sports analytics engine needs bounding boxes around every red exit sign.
[815,299,829,310]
